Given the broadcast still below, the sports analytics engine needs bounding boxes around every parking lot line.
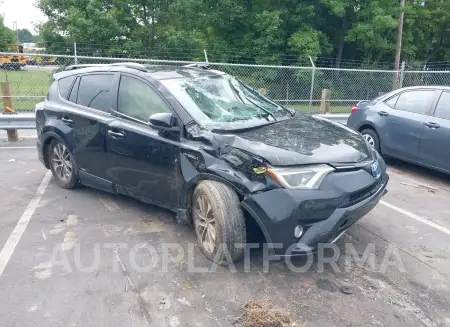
[0,171,52,278]
[380,200,450,236]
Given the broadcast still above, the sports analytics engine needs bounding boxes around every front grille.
[341,177,384,208]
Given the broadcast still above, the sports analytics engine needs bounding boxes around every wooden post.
[320,89,331,114]
[2,82,19,141]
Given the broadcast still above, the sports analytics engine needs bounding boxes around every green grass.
[0,70,52,111]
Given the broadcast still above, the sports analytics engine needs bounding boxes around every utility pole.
[393,0,405,89]
[13,21,19,42]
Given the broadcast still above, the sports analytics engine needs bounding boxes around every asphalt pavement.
[0,139,449,327]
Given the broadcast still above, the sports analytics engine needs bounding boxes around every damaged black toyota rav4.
[36,63,388,264]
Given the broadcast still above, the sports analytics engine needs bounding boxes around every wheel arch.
[179,174,273,248]
[357,121,377,133]
[179,173,245,220]
[41,132,65,169]
[41,131,74,169]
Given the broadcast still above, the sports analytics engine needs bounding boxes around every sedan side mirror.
[149,112,180,138]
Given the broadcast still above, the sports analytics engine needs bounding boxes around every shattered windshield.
[161,75,290,125]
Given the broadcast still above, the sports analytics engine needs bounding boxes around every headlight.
[266,164,335,189]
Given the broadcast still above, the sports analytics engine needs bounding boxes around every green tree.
[36,0,450,68]
[17,29,37,43]
[0,16,16,50]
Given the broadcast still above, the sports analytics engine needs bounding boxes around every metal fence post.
[1,81,19,141]
[399,61,406,88]
[204,49,209,63]
[74,42,78,65]
[308,56,316,114]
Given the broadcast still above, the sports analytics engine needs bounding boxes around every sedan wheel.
[363,133,375,147]
[360,128,380,153]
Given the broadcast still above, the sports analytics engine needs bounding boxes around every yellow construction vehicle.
[0,44,27,70]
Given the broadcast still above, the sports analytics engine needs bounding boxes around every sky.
[1,0,47,33]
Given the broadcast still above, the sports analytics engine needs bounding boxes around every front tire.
[192,181,246,265]
[48,140,78,189]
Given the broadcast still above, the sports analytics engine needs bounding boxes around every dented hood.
[214,114,370,166]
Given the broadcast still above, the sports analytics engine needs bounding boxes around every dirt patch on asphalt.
[239,299,303,327]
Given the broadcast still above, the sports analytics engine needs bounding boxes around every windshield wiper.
[237,80,295,117]
[228,82,278,121]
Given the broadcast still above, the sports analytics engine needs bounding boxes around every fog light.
[294,225,304,238]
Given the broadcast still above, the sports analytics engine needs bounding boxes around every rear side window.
[384,95,399,108]
[117,75,170,122]
[76,74,113,111]
[435,92,450,120]
[395,90,435,115]
[58,76,75,100]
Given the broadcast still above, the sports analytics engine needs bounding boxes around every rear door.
[417,91,450,172]
[379,89,436,162]
[65,73,118,185]
[105,74,181,208]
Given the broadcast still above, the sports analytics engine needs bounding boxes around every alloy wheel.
[194,195,216,254]
[363,134,375,147]
[51,143,73,182]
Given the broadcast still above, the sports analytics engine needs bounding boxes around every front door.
[417,91,450,172]
[105,74,181,208]
[379,89,436,162]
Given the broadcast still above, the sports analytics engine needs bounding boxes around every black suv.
[36,63,388,264]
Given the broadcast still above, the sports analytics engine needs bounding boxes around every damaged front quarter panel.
[178,123,273,216]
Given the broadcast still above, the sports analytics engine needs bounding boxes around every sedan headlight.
[266,164,335,189]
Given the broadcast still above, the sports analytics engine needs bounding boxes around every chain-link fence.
[1,52,450,119]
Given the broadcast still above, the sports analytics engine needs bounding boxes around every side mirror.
[148,112,180,139]
[149,112,176,128]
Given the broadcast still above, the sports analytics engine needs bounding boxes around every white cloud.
[1,0,47,33]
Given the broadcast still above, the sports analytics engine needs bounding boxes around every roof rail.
[65,64,106,70]
[65,62,148,72]
[183,63,211,70]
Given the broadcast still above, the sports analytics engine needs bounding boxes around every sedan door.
[105,74,181,208]
[417,91,450,172]
[379,89,437,162]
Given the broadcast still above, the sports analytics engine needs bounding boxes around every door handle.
[424,122,440,129]
[61,117,73,124]
[108,130,125,138]
[378,111,389,117]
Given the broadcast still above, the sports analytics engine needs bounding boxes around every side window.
[58,76,75,100]
[384,95,399,108]
[395,90,435,115]
[68,77,80,103]
[76,74,113,111]
[118,75,170,122]
[435,92,450,120]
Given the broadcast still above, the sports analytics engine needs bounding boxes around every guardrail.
[0,113,350,138]
[318,114,349,125]
[0,113,36,130]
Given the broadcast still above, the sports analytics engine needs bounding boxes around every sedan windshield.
[161,75,291,126]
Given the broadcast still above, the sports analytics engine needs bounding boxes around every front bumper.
[242,172,389,256]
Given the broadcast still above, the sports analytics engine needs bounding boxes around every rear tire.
[192,181,246,265]
[361,128,381,153]
[48,139,78,189]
